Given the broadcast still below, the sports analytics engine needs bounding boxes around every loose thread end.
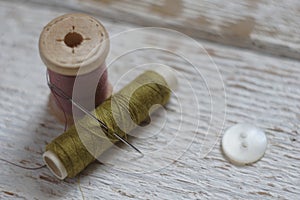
[43,150,68,180]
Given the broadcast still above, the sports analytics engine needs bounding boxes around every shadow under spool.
[39,13,111,123]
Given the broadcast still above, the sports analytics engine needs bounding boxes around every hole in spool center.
[64,32,83,48]
[44,156,62,178]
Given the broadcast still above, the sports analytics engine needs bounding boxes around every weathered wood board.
[27,0,300,60]
[0,0,299,199]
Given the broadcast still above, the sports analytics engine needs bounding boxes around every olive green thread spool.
[43,67,178,179]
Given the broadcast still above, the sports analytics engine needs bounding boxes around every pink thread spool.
[39,13,111,124]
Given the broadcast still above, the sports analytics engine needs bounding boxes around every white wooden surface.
[0,0,300,199]
[28,0,300,60]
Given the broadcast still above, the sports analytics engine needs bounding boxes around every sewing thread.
[44,70,172,179]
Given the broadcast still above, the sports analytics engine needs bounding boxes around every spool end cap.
[152,65,178,91]
[43,150,68,180]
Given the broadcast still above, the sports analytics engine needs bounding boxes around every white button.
[222,123,267,165]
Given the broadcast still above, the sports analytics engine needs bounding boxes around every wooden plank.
[0,0,300,199]
[24,0,300,60]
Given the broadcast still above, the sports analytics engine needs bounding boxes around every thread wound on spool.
[44,70,174,178]
[39,13,111,121]
[48,66,109,115]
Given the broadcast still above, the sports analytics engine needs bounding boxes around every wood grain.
[0,0,299,199]
[25,0,300,60]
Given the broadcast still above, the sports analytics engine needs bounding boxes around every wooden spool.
[39,13,111,124]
